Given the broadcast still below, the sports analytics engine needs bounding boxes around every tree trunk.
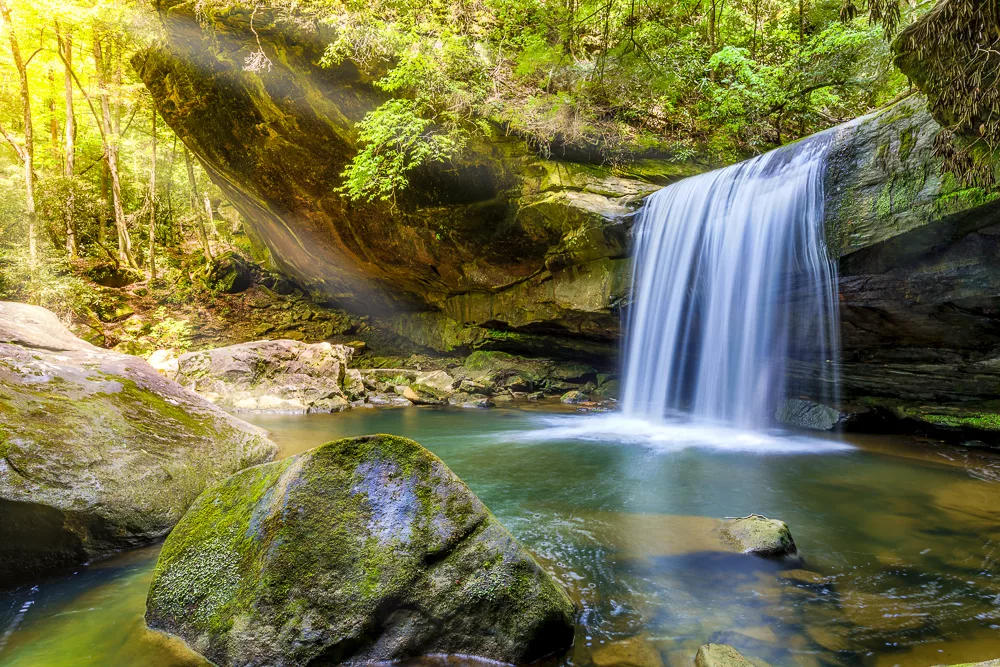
[0,0,37,264]
[165,135,177,245]
[148,108,157,281]
[59,25,77,258]
[184,147,213,263]
[709,0,717,52]
[93,31,137,269]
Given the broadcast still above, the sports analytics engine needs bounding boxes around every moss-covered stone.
[717,515,797,559]
[695,644,758,667]
[0,302,277,587]
[146,434,576,666]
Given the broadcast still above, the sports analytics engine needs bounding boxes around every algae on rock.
[0,302,277,587]
[145,434,576,666]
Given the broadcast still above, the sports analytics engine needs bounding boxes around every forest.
[2,0,1000,666]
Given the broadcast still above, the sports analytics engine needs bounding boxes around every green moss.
[898,126,918,163]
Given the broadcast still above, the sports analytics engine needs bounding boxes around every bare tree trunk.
[184,147,213,263]
[93,31,137,269]
[0,0,37,264]
[148,108,157,281]
[165,134,177,245]
[58,25,77,258]
[709,0,717,52]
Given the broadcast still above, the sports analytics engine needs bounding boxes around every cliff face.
[140,0,702,359]
[143,0,999,421]
[821,61,1000,427]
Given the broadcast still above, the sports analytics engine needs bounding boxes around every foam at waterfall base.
[502,412,854,455]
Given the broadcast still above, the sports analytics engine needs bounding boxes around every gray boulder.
[0,302,277,587]
[145,434,576,666]
[717,515,798,558]
[775,398,845,431]
[174,339,353,413]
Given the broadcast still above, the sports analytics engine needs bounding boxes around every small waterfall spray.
[621,133,840,429]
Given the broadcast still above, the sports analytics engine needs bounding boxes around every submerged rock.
[717,515,798,558]
[173,340,353,413]
[0,302,277,587]
[695,644,758,667]
[145,435,576,666]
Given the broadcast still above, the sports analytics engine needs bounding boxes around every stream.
[2,404,999,666]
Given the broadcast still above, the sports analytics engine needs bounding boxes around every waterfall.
[620,133,840,429]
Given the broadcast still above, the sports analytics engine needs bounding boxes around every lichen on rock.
[145,434,576,666]
[0,302,277,587]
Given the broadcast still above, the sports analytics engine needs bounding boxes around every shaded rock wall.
[139,0,701,358]
[142,1,999,415]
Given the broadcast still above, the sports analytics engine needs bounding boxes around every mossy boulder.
[205,252,254,294]
[174,340,354,413]
[85,262,144,287]
[717,515,797,559]
[0,302,277,587]
[145,434,576,666]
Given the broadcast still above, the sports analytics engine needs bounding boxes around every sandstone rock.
[413,370,456,394]
[148,348,180,376]
[695,644,757,667]
[561,390,590,404]
[591,636,664,667]
[717,515,798,558]
[447,393,495,409]
[174,340,353,413]
[368,393,413,407]
[145,435,576,666]
[0,302,277,586]
[342,368,365,400]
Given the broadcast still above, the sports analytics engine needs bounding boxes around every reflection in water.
[1,406,999,666]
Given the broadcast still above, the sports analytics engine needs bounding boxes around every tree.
[57,22,77,257]
[148,107,156,280]
[0,0,37,264]
[92,25,136,269]
[184,147,212,263]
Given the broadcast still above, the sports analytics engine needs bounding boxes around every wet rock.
[145,435,576,666]
[174,340,353,413]
[413,370,455,394]
[561,390,590,404]
[695,644,758,667]
[591,636,664,667]
[368,393,412,407]
[447,393,495,409]
[717,515,798,558]
[775,399,845,431]
[204,252,253,294]
[458,378,492,395]
[839,591,927,633]
[0,302,276,587]
[342,368,366,401]
[593,379,620,401]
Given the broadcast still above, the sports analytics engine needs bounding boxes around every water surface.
[2,405,999,666]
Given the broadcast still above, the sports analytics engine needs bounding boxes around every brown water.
[2,405,999,666]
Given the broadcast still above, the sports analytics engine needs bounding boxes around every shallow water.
[2,405,1000,667]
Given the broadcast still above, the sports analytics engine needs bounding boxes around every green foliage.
[148,306,194,351]
[338,99,466,203]
[321,0,917,193]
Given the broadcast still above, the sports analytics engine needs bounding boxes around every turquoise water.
[2,405,1000,666]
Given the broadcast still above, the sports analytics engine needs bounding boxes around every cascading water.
[621,133,840,429]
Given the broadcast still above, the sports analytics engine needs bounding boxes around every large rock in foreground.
[173,339,354,413]
[0,302,277,587]
[145,434,576,666]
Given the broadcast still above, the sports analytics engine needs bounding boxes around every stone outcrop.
[145,434,576,665]
[0,302,277,587]
[140,0,999,428]
[173,339,354,413]
[138,0,704,358]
